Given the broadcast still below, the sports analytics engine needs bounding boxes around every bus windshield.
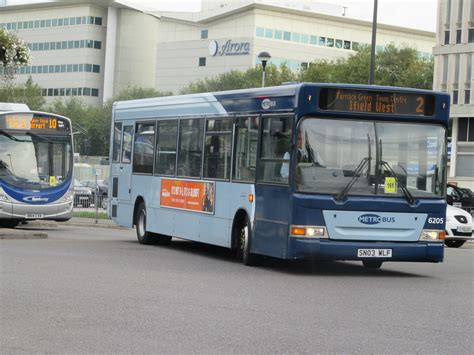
[296,118,446,198]
[0,132,72,190]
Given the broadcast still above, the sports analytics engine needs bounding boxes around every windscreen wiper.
[335,156,371,202]
[0,130,27,142]
[25,131,54,143]
[381,160,416,205]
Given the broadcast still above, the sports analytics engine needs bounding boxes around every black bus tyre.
[135,202,155,245]
[362,260,383,269]
[0,220,20,228]
[237,215,258,266]
[445,240,465,248]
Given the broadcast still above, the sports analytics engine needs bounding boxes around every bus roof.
[113,83,450,125]
[0,102,30,113]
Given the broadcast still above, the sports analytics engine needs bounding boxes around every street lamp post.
[258,51,271,87]
[369,0,378,85]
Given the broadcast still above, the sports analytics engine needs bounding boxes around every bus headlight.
[61,193,74,202]
[0,193,10,202]
[419,230,445,241]
[290,225,327,238]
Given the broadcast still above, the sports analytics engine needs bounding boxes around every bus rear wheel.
[136,202,155,245]
[236,215,257,266]
[135,202,172,245]
[362,260,383,269]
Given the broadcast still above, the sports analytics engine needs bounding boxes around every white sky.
[127,0,438,32]
[6,0,438,32]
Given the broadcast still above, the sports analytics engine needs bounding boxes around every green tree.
[0,76,45,110]
[300,44,433,89]
[0,28,30,83]
[49,86,171,156]
[181,64,297,94]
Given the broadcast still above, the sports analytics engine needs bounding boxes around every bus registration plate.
[26,213,44,219]
[357,249,392,258]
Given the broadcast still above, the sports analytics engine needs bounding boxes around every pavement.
[0,217,124,239]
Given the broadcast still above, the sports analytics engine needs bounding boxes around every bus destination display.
[2,114,68,132]
[319,88,435,116]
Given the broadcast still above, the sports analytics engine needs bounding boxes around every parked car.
[447,183,474,216]
[73,179,93,208]
[445,204,473,248]
[80,179,108,209]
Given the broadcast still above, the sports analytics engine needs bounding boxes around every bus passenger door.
[253,115,293,259]
[112,124,134,227]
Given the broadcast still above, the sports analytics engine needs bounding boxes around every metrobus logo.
[358,214,395,225]
[23,196,49,203]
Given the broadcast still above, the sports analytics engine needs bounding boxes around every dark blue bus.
[109,83,449,269]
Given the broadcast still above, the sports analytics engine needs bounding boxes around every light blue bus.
[109,83,449,268]
[0,107,74,228]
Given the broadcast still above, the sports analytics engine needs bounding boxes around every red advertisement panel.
[160,179,215,214]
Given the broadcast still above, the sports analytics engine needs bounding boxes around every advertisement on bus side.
[160,179,215,214]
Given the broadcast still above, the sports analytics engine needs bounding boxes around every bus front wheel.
[0,220,20,228]
[236,215,258,266]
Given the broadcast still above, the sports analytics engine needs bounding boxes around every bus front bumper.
[1,200,74,222]
[287,238,444,263]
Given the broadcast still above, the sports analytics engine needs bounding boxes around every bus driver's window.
[258,116,292,183]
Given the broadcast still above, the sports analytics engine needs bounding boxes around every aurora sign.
[208,40,251,56]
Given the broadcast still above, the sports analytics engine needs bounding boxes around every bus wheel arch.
[232,209,257,266]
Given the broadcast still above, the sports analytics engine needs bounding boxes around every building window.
[95,17,102,26]
[469,28,474,43]
[465,90,471,104]
[453,90,459,104]
[310,35,317,45]
[344,40,351,49]
[443,55,449,85]
[201,29,208,39]
[94,41,101,49]
[283,31,291,41]
[292,32,300,42]
[256,27,264,37]
[199,57,206,66]
[274,30,282,40]
[458,117,470,141]
[456,29,462,43]
[445,31,450,44]
[265,28,273,39]
[335,39,343,48]
[300,34,309,43]
[319,36,326,46]
[327,38,334,47]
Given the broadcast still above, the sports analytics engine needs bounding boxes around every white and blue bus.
[109,83,449,268]
[0,107,74,228]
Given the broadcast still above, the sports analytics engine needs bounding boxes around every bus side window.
[177,118,204,178]
[133,122,155,174]
[204,118,232,180]
[233,116,259,182]
[155,120,178,176]
[112,122,122,163]
[258,116,292,184]
[121,126,133,164]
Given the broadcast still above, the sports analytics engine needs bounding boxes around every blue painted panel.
[287,238,444,262]
[323,210,427,242]
[254,184,291,258]
[0,177,71,204]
